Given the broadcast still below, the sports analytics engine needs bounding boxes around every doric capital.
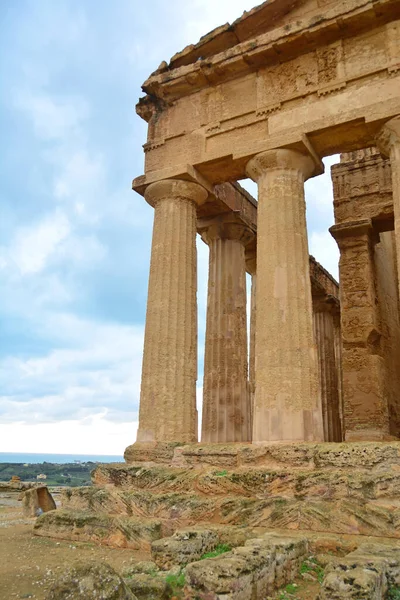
[246,149,316,183]
[144,179,208,208]
[330,219,379,249]
[198,213,255,247]
[376,116,400,158]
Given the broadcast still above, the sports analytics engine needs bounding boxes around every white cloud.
[10,210,71,275]
[0,416,137,455]
[0,315,144,431]
[15,92,89,141]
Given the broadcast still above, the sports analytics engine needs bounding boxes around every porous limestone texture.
[137,179,207,444]
[199,213,253,443]
[63,443,400,540]
[185,533,308,600]
[22,485,56,517]
[246,149,323,443]
[318,544,400,599]
[34,509,163,550]
[46,561,137,600]
[152,529,220,570]
[331,148,400,441]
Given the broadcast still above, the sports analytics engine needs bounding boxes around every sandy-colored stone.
[22,486,56,517]
[199,213,253,443]
[46,561,137,600]
[34,510,163,550]
[136,179,207,444]
[246,148,323,443]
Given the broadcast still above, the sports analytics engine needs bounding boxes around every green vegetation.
[165,572,185,597]
[200,543,232,560]
[214,470,228,477]
[279,583,299,599]
[299,558,325,583]
[0,462,95,487]
[388,588,400,600]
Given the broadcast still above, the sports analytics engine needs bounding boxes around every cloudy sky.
[0,0,339,455]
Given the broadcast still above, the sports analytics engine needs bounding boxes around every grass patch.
[214,470,228,477]
[165,572,185,598]
[279,583,299,599]
[200,544,232,560]
[300,558,325,583]
[388,588,400,600]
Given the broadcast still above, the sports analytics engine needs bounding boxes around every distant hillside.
[0,462,96,487]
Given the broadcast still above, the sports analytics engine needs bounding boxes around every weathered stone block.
[34,509,162,550]
[22,486,56,517]
[185,534,308,600]
[151,529,219,569]
[124,574,171,600]
[46,561,137,600]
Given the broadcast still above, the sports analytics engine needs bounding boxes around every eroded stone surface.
[22,486,56,517]
[185,533,307,599]
[46,562,137,600]
[34,510,163,550]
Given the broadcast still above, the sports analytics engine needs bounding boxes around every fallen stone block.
[46,561,137,599]
[22,485,56,517]
[318,564,386,600]
[124,573,171,600]
[151,528,219,569]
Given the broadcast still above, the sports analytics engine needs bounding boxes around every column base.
[124,442,184,464]
[345,430,399,442]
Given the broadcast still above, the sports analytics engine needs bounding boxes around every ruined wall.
[331,149,400,440]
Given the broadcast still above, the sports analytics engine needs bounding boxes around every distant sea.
[0,452,124,464]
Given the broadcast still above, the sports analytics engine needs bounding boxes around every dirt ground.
[0,495,146,600]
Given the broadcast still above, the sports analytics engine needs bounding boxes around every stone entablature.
[332,148,393,229]
[134,0,400,190]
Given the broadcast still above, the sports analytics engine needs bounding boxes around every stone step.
[92,463,400,501]
[61,487,400,539]
[123,441,400,472]
[34,509,165,550]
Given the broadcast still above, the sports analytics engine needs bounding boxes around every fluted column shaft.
[313,302,342,442]
[246,252,257,433]
[137,179,207,443]
[377,116,400,302]
[200,216,253,443]
[246,149,323,442]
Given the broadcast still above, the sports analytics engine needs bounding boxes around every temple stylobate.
[129,0,400,449]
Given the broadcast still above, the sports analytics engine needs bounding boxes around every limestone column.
[330,220,389,440]
[246,149,323,442]
[376,116,400,302]
[333,312,344,438]
[199,214,254,443]
[313,297,342,442]
[137,179,208,443]
[246,249,257,433]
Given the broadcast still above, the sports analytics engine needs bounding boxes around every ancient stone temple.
[130,0,400,447]
[37,2,400,598]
